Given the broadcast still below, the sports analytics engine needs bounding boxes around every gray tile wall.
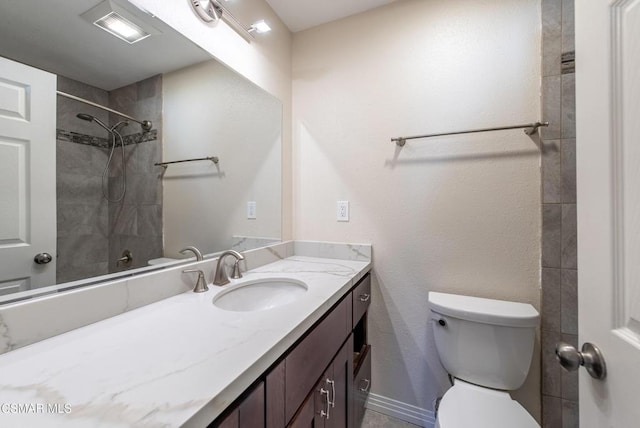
[108,75,163,273]
[55,75,163,282]
[56,77,110,283]
[541,0,578,426]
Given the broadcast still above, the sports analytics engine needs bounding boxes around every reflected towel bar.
[391,121,549,147]
[155,156,220,168]
[56,91,152,131]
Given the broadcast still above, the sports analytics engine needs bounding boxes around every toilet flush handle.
[431,317,446,327]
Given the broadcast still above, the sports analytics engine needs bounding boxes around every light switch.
[247,201,256,219]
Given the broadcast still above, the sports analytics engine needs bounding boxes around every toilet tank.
[428,292,539,391]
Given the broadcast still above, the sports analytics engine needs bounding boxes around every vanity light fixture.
[248,19,271,34]
[190,0,224,24]
[81,0,160,44]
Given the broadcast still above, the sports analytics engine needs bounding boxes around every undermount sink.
[212,278,308,312]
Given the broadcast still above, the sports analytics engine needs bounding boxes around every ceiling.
[0,0,210,90]
[264,0,396,32]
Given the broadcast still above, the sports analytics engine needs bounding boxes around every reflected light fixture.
[248,19,271,34]
[81,0,159,44]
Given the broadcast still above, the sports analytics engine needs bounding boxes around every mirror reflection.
[0,0,282,299]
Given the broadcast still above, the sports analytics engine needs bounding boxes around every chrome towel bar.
[391,121,549,147]
[155,156,219,168]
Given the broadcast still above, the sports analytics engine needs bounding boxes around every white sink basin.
[212,278,308,312]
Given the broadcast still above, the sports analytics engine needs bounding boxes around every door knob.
[34,252,52,264]
[555,342,607,380]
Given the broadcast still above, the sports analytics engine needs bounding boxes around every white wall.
[162,60,282,257]
[292,0,542,422]
[129,0,293,240]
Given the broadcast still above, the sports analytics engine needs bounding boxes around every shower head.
[76,113,110,133]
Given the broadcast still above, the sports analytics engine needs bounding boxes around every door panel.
[0,56,56,289]
[576,0,640,425]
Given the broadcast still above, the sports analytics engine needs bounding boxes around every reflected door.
[0,56,56,293]
[576,0,640,426]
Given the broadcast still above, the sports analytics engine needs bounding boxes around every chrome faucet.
[182,269,209,293]
[213,250,245,286]
[179,246,203,261]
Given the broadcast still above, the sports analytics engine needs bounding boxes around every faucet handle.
[182,269,209,293]
[231,259,243,279]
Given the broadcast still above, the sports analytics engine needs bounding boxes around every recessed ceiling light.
[81,0,160,45]
[94,12,150,44]
[248,20,271,34]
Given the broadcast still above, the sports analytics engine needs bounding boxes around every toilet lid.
[437,380,539,428]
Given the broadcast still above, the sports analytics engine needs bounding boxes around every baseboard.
[365,393,436,427]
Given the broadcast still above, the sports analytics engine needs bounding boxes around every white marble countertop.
[0,256,370,427]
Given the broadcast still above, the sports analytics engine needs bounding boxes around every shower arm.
[57,91,152,132]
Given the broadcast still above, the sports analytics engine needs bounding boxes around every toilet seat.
[435,379,539,428]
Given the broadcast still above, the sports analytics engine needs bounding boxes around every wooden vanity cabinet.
[288,335,353,428]
[211,272,371,428]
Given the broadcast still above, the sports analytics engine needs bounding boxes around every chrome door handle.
[359,378,370,392]
[326,378,335,407]
[555,342,607,380]
[319,387,330,419]
[359,293,370,302]
[34,253,52,264]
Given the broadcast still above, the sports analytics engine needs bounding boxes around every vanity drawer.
[285,295,350,423]
[353,345,372,428]
[352,274,371,326]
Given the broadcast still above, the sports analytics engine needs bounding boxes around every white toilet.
[428,292,540,428]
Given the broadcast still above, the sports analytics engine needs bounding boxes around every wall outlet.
[337,201,349,222]
[247,201,256,219]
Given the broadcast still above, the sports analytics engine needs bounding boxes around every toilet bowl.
[428,292,540,428]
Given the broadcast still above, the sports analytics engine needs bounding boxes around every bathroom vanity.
[213,273,372,428]
[0,242,372,428]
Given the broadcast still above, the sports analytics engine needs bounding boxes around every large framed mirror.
[0,0,282,302]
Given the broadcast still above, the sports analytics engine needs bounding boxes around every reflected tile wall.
[56,78,110,283]
[108,75,163,273]
[56,75,163,282]
[541,0,578,426]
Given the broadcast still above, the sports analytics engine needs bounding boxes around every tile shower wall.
[56,77,110,283]
[55,75,163,282]
[108,75,163,273]
[541,0,578,427]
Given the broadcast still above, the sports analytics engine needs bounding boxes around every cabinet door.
[326,335,353,428]
[210,382,264,428]
[288,370,331,428]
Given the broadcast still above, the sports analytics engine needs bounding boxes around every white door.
[576,0,640,426]
[0,56,56,294]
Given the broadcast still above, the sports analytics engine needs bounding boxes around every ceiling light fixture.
[81,0,160,44]
[248,19,271,34]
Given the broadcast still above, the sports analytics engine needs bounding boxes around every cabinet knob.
[359,293,370,302]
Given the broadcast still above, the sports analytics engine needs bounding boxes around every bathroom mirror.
[0,0,281,301]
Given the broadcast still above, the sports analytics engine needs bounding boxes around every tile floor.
[361,409,421,427]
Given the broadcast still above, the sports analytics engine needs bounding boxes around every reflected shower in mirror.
[0,0,282,299]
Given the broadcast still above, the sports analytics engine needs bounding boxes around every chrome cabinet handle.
[555,342,607,380]
[34,253,52,264]
[359,293,370,302]
[359,378,370,392]
[326,378,335,407]
[319,387,330,419]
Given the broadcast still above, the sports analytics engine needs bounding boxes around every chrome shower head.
[76,113,110,133]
